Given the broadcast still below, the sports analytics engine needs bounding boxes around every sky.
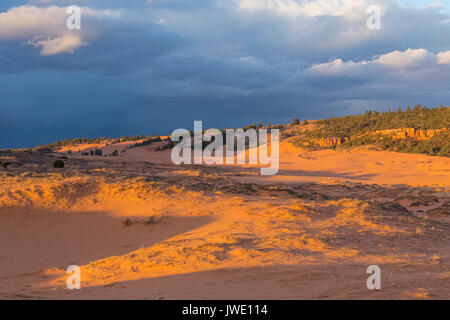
[0,0,449,148]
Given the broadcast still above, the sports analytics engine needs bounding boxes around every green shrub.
[292,118,300,125]
[53,160,64,168]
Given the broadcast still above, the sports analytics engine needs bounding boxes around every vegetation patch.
[293,105,450,156]
[53,160,65,168]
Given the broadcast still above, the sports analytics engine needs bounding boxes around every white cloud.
[437,50,450,65]
[309,58,365,75]
[0,6,66,39]
[0,5,120,55]
[235,0,372,18]
[27,34,86,56]
[376,48,436,69]
[308,48,449,75]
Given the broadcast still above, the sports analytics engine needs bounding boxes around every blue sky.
[1,0,450,148]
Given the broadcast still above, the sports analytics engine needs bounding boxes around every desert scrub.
[292,105,450,156]
[53,160,65,168]
[0,161,11,169]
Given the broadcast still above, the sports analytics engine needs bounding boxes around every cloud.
[147,0,449,66]
[0,5,67,39]
[0,5,120,55]
[376,48,437,69]
[0,4,185,73]
[309,48,448,75]
[27,34,86,56]
[234,0,370,18]
[437,50,450,65]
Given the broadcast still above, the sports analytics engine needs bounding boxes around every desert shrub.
[0,161,11,169]
[53,160,64,168]
[292,118,300,125]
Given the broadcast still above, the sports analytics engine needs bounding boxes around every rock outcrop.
[377,128,447,141]
[312,128,446,147]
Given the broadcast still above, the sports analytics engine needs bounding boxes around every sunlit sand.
[0,137,448,300]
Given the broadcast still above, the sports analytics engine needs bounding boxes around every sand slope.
[0,144,449,299]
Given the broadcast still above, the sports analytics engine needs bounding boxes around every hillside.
[291,105,450,157]
[28,105,450,158]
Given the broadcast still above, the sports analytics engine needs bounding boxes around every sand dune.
[247,142,450,187]
[0,143,449,299]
